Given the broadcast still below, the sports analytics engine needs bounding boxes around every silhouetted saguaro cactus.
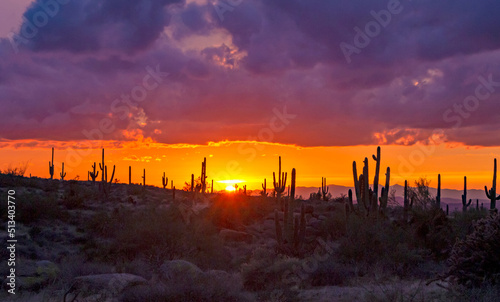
[403,180,413,222]
[274,168,306,254]
[436,174,441,209]
[142,169,146,187]
[49,147,55,179]
[60,163,66,180]
[129,166,131,185]
[102,165,115,197]
[261,178,268,196]
[201,157,207,194]
[372,146,381,210]
[89,162,99,185]
[99,149,105,183]
[462,176,472,212]
[273,156,287,205]
[379,167,390,215]
[484,158,500,212]
[211,179,214,194]
[191,174,194,192]
[321,177,329,201]
[162,172,168,189]
[352,161,361,204]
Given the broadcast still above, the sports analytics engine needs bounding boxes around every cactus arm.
[352,161,361,203]
[372,146,381,208]
[485,186,491,199]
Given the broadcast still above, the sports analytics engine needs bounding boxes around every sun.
[225,185,236,192]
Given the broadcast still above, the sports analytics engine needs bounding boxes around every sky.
[0,0,500,191]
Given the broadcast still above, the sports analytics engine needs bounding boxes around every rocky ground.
[0,175,497,301]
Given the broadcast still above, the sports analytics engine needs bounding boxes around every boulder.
[159,260,203,282]
[65,273,147,301]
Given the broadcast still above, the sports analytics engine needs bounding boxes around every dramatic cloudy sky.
[1,0,500,189]
[1,0,500,147]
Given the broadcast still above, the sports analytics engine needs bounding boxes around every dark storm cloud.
[1,0,500,147]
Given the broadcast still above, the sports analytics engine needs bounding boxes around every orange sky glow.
[1,140,498,192]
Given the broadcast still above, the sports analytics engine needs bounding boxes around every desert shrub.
[0,173,60,192]
[126,183,145,196]
[241,247,303,292]
[62,181,97,209]
[443,213,500,287]
[338,215,424,277]
[450,209,488,240]
[0,191,65,224]
[308,256,355,286]
[208,194,275,229]
[1,162,29,176]
[410,207,453,260]
[318,209,347,240]
[84,205,227,269]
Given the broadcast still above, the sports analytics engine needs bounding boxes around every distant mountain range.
[292,184,493,212]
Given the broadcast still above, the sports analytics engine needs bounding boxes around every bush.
[309,256,355,286]
[241,247,302,292]
[338,215,424,278]
[0,191,65,224]
[444,213,500,287]
[62,181,97,209]
[208,194,275,229]
[84,205,228,270]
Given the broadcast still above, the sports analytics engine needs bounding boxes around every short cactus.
[321,177,329,201]
[162,172,168,189]
[89,162,99,185]
[261,178,268,196]
[49,147,55,179]
[60,162,66,180]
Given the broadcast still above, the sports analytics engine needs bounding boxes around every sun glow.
[225,185,236,192]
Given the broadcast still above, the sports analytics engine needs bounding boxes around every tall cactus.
[102,165,115,198]
[89,162,99,185]
[352,161,361,204]
[129,166,131,185]
[379,167,390,215]
[403,180,413,222]
[273,156,287,205]
[274,168,306,254]
[362,158,370,214]
[60,162,66,180]
[162,172,168,189]
[142,169,146,187]
[484,158,500,212]
[99,149,105,183]
[437,174,442,208]
[211,179,214,194]
[321,177,329,201]
[49,147,55,179]
[191,174,194,192]
[462,176,472,212]
[372,146,381,211]
[201,157,207,194]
